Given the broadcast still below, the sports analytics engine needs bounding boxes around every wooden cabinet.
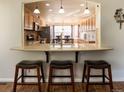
[24,7,43,30]
[29,14,33,29]
[24,7,45,44]
[24,12,29,29]
[24,8,34,29]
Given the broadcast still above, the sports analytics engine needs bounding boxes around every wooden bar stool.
[82,60,113,92]
[47,60,75,92]
[13,60,45,92]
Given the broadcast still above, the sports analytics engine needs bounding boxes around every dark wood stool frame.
[82,61,113,92]
[13,64,45,92]
[47,63,75,92]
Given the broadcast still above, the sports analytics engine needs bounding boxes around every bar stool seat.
[47,60,75,92]
[82,60,113,92]
[16,60,44,68]
[13,60,45,92]
[85,60,110,69]
[50,60,73,68]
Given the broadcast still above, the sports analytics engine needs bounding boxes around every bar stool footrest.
[23,75,44,78]
[51,75,72,78]
[84,75,109,80]
[49,82,73,85]
[16,82,41,85]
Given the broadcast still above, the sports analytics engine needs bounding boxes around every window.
[54,26,72,38]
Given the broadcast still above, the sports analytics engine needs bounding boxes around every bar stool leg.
[21,68,24,83]
[40,65,45,83]
[47,66,53,92]
[82,63,86,83]
[108,65,113,92]
[70,66,75,92]
[86,67,90,92]
[13,66,19,92]
[102,68,105,84]
[37,67,41,92]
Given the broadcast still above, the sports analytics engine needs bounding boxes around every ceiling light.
[59,6,64,13]
[59,0,64,14]
[80,3,84,7]
[33,6,40,14]
[73,15,77,17]
[83,0,90,15]
[49,9,53,12]
[83,7,90,14]
[46,3,50,6]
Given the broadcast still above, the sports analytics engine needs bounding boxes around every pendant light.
[83,0,90,15]
[59,0,64,14]
[33,5,40,14]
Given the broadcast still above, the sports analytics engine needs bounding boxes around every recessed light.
[46,3,50,6]
[49,9,53,12]
[80,3,84,7]
[74,15,77,17]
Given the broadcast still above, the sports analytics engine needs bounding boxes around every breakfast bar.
[12,44,112,63]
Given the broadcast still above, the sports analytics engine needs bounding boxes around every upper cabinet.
[24,7,42,30]
[24,7,34,30]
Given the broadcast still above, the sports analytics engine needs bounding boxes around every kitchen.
[24,0,100,48]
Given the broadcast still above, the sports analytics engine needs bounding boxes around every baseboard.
[0,78,124,83]
[0,78,14,82]
[0,78,81,82]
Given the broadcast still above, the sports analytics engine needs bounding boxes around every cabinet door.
[24,8,34,30]
[29,14,34,29]
[24,12,29,29]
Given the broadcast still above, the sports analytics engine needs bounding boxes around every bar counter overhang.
[11,44,112,63]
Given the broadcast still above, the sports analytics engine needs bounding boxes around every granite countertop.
[11,43,113,52]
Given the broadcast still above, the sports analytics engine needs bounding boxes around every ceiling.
[25,0,97,24]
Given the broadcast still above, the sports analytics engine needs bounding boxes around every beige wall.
[0,0,124,82]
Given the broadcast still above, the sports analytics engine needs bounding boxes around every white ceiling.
[25,0,97,24]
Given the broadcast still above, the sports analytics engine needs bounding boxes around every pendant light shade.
[83,0,90,15]
[59,6,64,13]
[59,0,64,14]
[83,7,90,14]
[33,6,40,14]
